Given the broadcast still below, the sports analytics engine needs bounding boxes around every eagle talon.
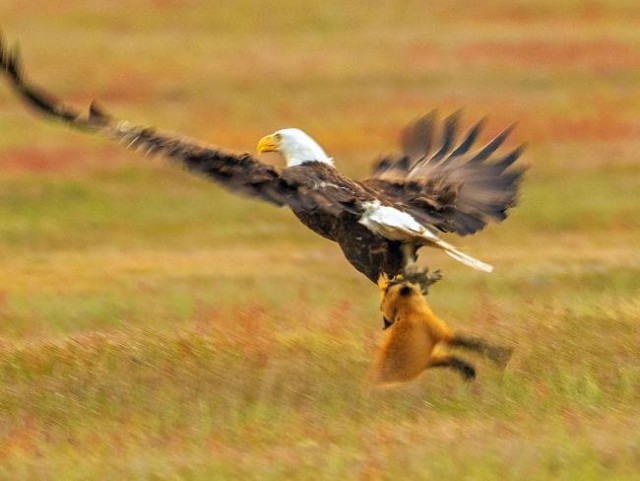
[377,273,390,291]
[394,267,443,296]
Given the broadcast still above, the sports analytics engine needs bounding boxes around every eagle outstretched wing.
[364,111,525,236]
[1,34,524,280]
[0,35,366,215]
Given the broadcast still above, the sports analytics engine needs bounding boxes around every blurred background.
[1,1,639,479]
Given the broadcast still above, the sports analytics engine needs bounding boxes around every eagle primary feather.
[0,34,525,282]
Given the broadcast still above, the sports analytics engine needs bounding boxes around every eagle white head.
[256,128,333,168]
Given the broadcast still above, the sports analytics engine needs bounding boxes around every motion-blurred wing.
[0,35,291,206]
[365,111,525,235]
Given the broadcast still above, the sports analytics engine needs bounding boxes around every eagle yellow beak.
[256,134,279,154]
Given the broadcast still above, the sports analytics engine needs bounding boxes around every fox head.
[380,280,423,330]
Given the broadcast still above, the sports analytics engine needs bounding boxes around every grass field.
[1,1,640,479]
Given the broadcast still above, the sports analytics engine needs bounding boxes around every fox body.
[371,277,512,384]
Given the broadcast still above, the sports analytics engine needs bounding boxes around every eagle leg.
[400,243,419,271]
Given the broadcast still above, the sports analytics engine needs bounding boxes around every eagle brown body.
[0,35,525,283]
[293,207,406,282]
[284,162,407,281]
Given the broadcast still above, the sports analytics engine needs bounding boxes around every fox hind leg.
[427,353,476,381]
[448,335,513,368]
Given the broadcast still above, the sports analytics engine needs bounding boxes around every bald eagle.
[0,36,524,283]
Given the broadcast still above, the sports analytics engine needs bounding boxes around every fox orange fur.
[370,275,512,384]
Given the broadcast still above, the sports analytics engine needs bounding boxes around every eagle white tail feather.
[358,201,494,273]
[428,237,494,273]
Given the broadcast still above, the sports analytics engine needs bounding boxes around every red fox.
[370,274,512,384]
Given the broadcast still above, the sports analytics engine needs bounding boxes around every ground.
[0,1,639,479]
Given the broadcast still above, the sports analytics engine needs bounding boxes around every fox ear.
[399,285,413,297]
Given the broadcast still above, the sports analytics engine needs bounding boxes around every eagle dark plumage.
[0,34,525,283]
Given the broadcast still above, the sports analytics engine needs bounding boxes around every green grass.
[1,302,639,479]
[1,1,640,479]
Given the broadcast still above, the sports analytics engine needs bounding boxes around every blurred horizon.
[1,2,639,479]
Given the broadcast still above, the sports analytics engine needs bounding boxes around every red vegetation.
[3,148,82,172]
[459,40,640,72]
